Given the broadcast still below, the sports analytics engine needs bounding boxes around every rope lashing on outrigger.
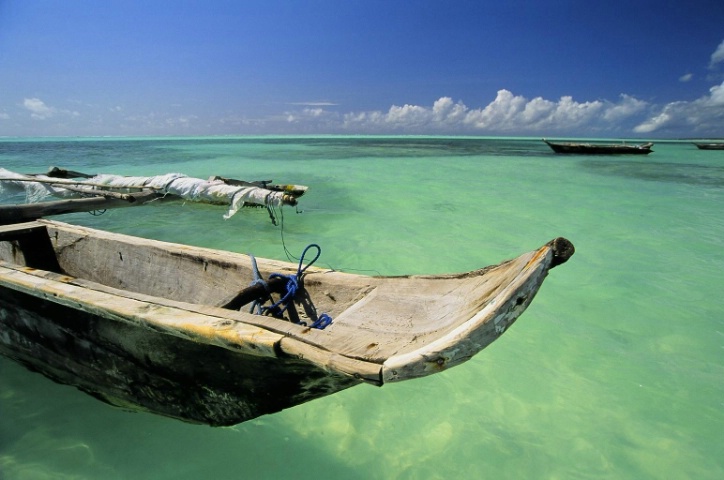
[248,244,332,330]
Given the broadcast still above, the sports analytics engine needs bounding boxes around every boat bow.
[380,238,573,382]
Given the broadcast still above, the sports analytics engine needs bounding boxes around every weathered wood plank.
[0,221,47,239]
[0,221,60,271]
[382,248,553,382]
[279,336,382,385]
[0,263,283,358]
[0,286,360,425]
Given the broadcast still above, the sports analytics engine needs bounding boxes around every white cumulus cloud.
[23,97,55,120]
[341,90,648,134]
[634,80,724,133]
[602,94,649,122]
[709,39,724,68]
[432,97,468,124]
[633,109,677,134]
[22,97,80,122]
[464,90,529,129]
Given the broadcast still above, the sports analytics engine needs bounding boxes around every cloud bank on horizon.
[291,38,724,138]
[6,39,724,138]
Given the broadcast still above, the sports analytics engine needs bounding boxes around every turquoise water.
[1,137,722,479]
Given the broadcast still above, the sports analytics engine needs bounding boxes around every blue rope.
[261,272,298,318]
[309,313,333,329]
[248,255,270,315]
[249,244,332,330]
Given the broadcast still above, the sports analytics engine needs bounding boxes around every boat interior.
[0,220,547,366]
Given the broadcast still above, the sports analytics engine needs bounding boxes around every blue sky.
[1,0,723,138]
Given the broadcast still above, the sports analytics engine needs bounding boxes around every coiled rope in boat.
[249,244,332,330]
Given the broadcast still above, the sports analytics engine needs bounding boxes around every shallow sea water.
[1,136,723,479]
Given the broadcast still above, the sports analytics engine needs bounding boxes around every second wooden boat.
[543,138,653,155]
[693,142,724,150]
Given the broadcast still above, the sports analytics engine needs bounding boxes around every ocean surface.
[0,136,722,479]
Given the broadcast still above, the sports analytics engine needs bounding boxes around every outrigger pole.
[0,190,169,224]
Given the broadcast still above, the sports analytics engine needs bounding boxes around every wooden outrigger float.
[0,219,574,426]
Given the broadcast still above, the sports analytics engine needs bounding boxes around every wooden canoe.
[543,138,653,154]
[693,142,724,150]
[0,219,574,426]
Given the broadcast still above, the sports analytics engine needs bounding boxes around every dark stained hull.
[543,139,653,155]
[0,284,359,425]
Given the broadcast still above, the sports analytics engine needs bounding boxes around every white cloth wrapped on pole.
[0,168,80,203]
[0,169,291,219]
[90,173,288,218]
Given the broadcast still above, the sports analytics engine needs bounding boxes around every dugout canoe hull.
[543,138,653,154]
[0,220,573,426]
[693,142,724,150]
